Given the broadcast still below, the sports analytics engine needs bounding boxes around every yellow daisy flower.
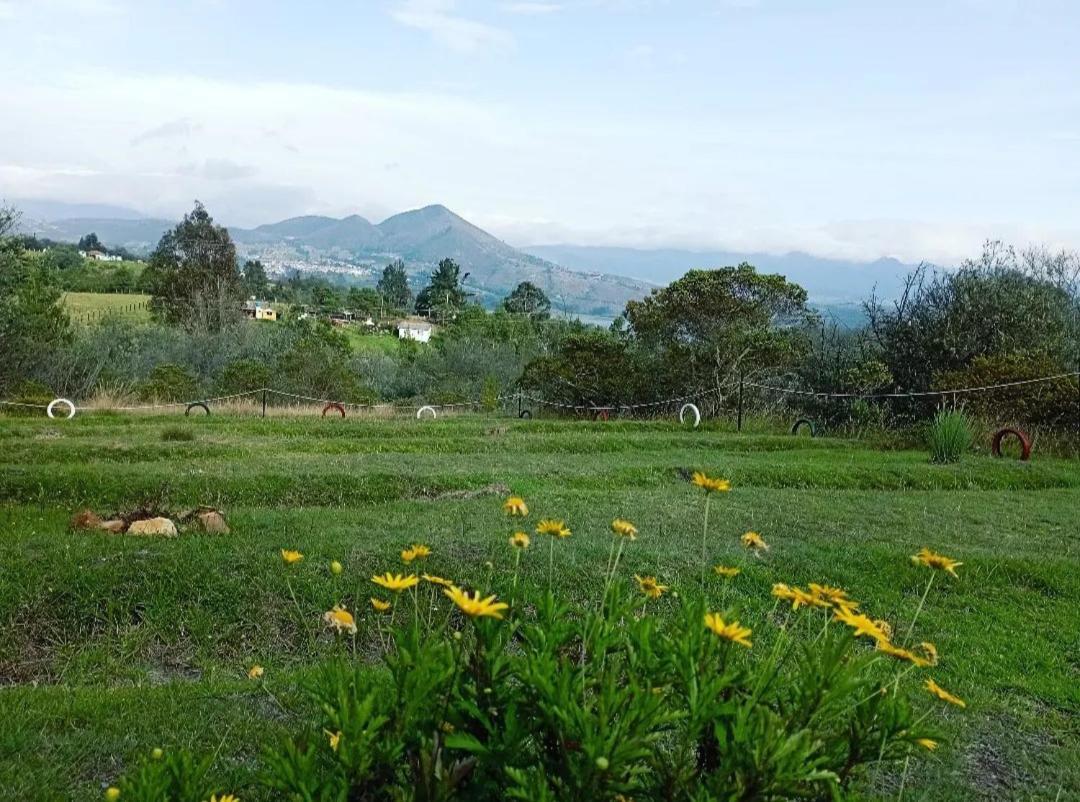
[713,565,741,578]
[509,531,531,549]
[325,729,341,752]
[740,531,769,551]
[834,607,891,642]
[372,573,420,593]
[916,738,938,751]
[443,586,509,620]
[925,678,966,708]
[370,597,391,613]
[280,549,303,565]
[918,641,939,666]
[209,796,239,802]
[503,496,529,517]
[874,619,894,641]
[536,519,571,538]
[401,544,432,563]
[910,548,963,578]
[634,575,668,600]
[876,640,931,667]
[808,583,857,609]
[422,573,454,587]
[691,471,732,493]
[771,582,797,602]
[247,664,264,680]
[703,612,752,647]
[611,518,638,539]
[323,605,357,635]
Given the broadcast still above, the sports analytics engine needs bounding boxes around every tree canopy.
[141,201,242,332]
[503,281,551,319]
[415,258,468,321]
[377,259,413,313]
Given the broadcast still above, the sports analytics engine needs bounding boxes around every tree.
[242,259,269,298]
[377,259,413,312]
[0,205,72,394]
[865,241,1079,396]
[623,264,816,391]
[415,258,468,321]
[346,287,382,317]
[78,232,104,252]
[503,281,551,319]
[141,201,243,332]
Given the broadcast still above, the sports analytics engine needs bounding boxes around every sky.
[1,0,1079,264]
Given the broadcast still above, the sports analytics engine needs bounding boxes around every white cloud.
[390,0,512,52]
[178,158,258,181]
[500,2,562,14]
[131,118,202,146]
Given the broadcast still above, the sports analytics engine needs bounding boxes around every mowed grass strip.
[0,414,1077,800]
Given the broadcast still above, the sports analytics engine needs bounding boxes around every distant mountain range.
[13,199,922,318]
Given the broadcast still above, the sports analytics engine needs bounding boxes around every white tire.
[47,398,77,420]
[679,403,701,428]
[416,405,437,420]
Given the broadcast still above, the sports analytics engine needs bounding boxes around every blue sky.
[1,0,1078,263]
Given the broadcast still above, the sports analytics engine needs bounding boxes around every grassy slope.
[61,292,151,323]
[0,415,1077,800]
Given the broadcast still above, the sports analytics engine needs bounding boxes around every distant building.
[80,250,123,262]
[242,299,278,321]
[397,318,434,343]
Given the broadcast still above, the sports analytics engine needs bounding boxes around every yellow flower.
[105,789,120,801]
[325,729,341,752]
[834,607,891,642]
[916,738,938,751]
[401,544,432,563]
[740,531,769,551]
[443,586,509,620]
[634,575,668,600]
[247,664,264,680]
[925,678,966,708]
[713,565,741,578]
[874,619,894,641]
[876,640,931,667]
[372,572,420,593]
[536,519,571,538]
[910,548,962,578]
[503,496,529,517]
[209,796,239,802]
[918,641,939,666]
[808,583,857,609]
[691,471,732,493]
[611,518,638,539]
[771,582,797,602]
[329,560,343,575]
[422,573,454,587]
[703,612,753,647]
[280,549,303,565]
[323,605,357,635]
[370,597,391,613]
[509,531,531,549]
[790,586,830,610]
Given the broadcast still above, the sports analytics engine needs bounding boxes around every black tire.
[185,402,210,416]
[790,418,815,437]
[518,410,532,419]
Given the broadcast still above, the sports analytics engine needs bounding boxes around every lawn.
[61,292,152,324]
[0,413,1076,800]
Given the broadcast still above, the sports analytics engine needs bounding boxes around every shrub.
[139,363,199,402]
[928,408,973,463]
[214,358,272,397]
[1,379,54,416]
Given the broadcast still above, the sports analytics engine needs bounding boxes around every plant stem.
[903,573,935,646]
[701,494,712,589]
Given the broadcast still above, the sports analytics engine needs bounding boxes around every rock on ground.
[126,517,178,537]
[196,510,229,534]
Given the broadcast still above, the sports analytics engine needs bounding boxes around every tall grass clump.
[927,408,973,463]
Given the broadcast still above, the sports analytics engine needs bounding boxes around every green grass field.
[62,292,152,323]
[0,414,1076,800]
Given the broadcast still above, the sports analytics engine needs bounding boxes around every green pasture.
[61,292,152,324]
[0,414,1076,800]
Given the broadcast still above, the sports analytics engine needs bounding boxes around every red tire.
[593,409,610,422]
[991,427,1031,461]
[322,402,346,418]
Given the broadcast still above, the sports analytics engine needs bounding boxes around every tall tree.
[503,281,551,319]
[78,232,104,252]
[141,201,242,332]
[415,258,467,321]
[377,259,413,312]
[0,206,71,393]
[242,259,269,298]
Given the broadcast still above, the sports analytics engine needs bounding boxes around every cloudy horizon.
[2,0,1078,265]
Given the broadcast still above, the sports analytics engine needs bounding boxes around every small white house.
[397,319,434,343]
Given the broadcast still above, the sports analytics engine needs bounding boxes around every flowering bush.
[112,485,965,801]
